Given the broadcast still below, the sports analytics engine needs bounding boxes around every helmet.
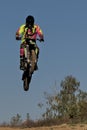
[26,15,34,27]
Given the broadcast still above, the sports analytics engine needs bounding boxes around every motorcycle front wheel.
[23,71,32,91]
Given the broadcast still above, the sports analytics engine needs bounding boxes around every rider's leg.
[20,44,25,70]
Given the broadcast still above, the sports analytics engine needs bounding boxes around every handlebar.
[16,37,44,42]
[36,38,42,42]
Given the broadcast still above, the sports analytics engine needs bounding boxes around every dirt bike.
[20,38,41,91]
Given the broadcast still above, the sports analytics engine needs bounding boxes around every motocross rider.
[15,15,44,70]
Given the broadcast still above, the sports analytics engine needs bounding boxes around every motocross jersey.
[16,24,44,43]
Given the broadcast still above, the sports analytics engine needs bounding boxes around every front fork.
[24,45,30,63]
[20,44,30,70]
[20,44,37,71]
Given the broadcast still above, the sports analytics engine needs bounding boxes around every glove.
[16,36,21,40]
[40,39,44,42]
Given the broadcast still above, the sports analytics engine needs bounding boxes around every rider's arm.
[16,30,21,40]
[15,24,25,40]
[36,25,44,42]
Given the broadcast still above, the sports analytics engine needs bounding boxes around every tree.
[77,90,87,122]
[10,113,22,127]
[58,75,80,120]
[39,75,80,121]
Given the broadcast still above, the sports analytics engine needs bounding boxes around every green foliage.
[39,75,87,124]
[58,75,80,119]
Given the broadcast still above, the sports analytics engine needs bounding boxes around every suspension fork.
[24,45,30,63]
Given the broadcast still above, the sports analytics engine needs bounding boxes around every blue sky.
[0,0,87,123]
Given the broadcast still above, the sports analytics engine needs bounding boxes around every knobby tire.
[23,50,36,91]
